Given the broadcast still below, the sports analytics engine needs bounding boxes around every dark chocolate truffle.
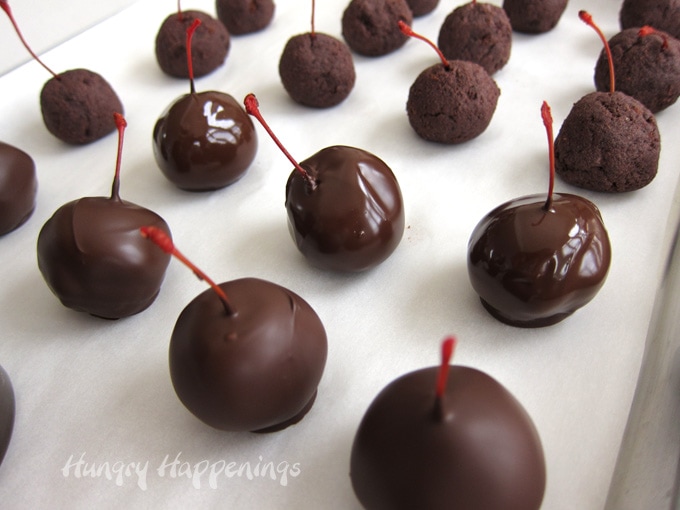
[342,0,413,57]
[554,91,660,192]
[406,0,439,17]
[285,145,404,272]
[37,197,172,319]
[0,141,37,236]
[216,0,275,35]
[155,10,230,78]
[468,193,611,327]
[406,60,500,144]
[169,277,327,432]
[438,1,512,75]
[38,116,172,319]
[350,364,546,509]
[0,363,14,468]
[279,32,356,108]
[153,91,257,191]
[594,27,680,113]
[620,0,680,41]
[502,0,568,34]
[40,69,123,145]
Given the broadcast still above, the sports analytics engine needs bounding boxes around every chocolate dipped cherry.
[0,0,123,144]
[350,337,546,509]
[155,1,230,78]
[0,363,14,468]
[406,0,439,17]
[141,226,327,432]
[437,0,512,75]
[0,141,37,235]
[244,93,404,272]
[153,19,257,191]
[401,21,500,144]
[555,11,660,192]
[468,102,611,327]
[37,114,172,319]
[216,0,275,35]
[279,0,355,108]
[502,0,568,34]
[594,26,680,114]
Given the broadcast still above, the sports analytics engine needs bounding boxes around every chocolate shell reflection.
[467,193,611,327]
[153,91,257,191]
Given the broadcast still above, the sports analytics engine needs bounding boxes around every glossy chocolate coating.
[40,69,123,145]
[37,197,172,319]
[169,277,327,432]
[350,365,546,510]
[468,193,611,327]
[153,91,257,191]
[0,141,37,236]
[0,364,15,468]
[285,146,404,272]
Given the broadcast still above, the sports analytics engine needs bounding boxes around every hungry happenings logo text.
[61,451,301,490]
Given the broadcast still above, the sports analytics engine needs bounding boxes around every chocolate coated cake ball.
[502,0,568,34]
[153,91,257,191]
[342,0,413,56]
[468,193,611,327]
[438,1,512,75]
[285,146,404,272]
[0,364,14,468]
[620,0,680,40]
[594,27,680,113]
[350,364,546,509]
[407,60,500,144]
[155,10,230,78]
[216,0,275,35]
[0,141,37,236]
[40,69,123,145]
[554,91,660,192]
[279,32,356,108]
[169,277,327,432]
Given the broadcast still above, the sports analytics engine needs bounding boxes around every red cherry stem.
[243,93,317,189]
[177,0,183,21]
[110,112,127,201]
[140,226,234,316]
[0,0,59,79]
[433,336,456,420]
[639,25,669,50]
[311,0,316,36]
[186,18,201,94]
[579,10,615,93]
[541,101,555,211]
[398,21,450,70]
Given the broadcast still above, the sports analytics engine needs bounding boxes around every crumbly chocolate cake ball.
[216,0,275,35]
[620,0,680,40]
[502,0,568,34]
[407,60,500,144]
[406,0,439,17]
[595,27,680,113]
[40,69,123,145]
[155,10,230,78]
[554,91,660,192]
[438,1,512,75]
[279,32,356,108]
[342,0,413,56]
